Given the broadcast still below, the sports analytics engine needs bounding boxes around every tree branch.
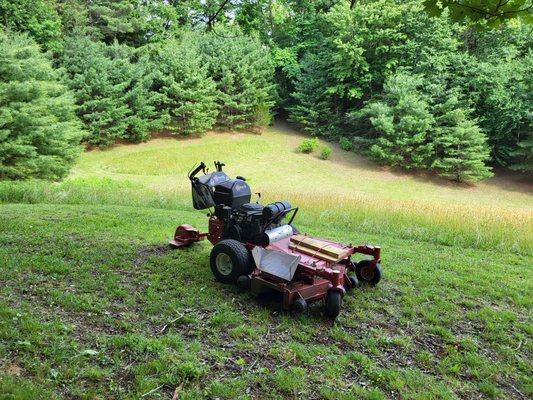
[207,0,231,28]
[451,0,532,19]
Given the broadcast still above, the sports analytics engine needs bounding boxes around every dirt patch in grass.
[0,360,23,377]
[134,244,172,267]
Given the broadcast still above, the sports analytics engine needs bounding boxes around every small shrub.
[320,146,332,160]
[297,138,319,153]
[339,137,354,151]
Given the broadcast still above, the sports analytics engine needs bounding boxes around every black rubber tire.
[236,275,251,292]
[210,239,253,284]
[292,298,307,314]
[324,291,342,319]
[355,260,382,286]
[348,274,359,289]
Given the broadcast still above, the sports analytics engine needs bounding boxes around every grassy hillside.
[0,203,531,399]
[1,124,532,254]
[0,124,532,399]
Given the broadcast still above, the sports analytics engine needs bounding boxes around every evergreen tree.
[86,0,145,45]
[198,30,276,129]
[105,43,167,142]
[154,38,218,135]
[61,35,130,147]
[61,36,165,146]
[0,31,83,180]
[288,51,341,136]
[509,132,533,172]
[357,72,435,169]
[431,98,493,182]
[287,0,459,138]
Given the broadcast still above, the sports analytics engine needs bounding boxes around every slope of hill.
[0,124,532,398]
[0,202,531,399]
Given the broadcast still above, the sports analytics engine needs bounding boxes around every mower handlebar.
[188,162,206,181]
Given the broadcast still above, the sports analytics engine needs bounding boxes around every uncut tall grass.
[1,178,531,255]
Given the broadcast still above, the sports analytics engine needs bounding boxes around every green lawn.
[0,124,532,399]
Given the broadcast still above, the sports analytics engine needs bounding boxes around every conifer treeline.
[0,0,531,181]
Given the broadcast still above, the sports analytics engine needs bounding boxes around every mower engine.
[170,161,382,318]
[188,161,297,246]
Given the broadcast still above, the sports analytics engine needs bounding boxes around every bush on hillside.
[297,138,319,153]
[0,31,83,180]
[319,146,332,160]
[339,137,354,151]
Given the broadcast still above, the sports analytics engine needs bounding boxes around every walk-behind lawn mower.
[170,161,382,318]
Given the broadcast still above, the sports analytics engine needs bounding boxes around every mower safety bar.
[188,162,206,181]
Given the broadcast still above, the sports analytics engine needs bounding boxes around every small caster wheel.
[348,274,359,289]
[324,291,342,319]
[292,298,307,314]
[236,275,251,292]
[355,260,382,286]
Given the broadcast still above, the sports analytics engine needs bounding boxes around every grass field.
[1,123,532,399]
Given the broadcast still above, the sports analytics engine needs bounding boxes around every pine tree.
[289,51,341,136]
[105,43,167,142]
[359,72,435,169]
[198,30,275,129]
[86,0,145,45]
[509,132,533,172]
[0,31,83,180]
[154,38,218,135]
[431,97,493,182]
[61,35,131,147]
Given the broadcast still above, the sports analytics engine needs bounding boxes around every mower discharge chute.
[170,161,382,318]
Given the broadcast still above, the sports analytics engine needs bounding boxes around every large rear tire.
[210,239,253,284]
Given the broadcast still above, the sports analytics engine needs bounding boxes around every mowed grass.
[0,123,532,398]
[0,203,531,399]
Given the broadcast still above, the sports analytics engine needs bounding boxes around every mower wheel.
[324,291,342,319]
[210,239,253,284]
[355,260,382,286]
[292,298,307,314]
[348,274,359,289]
[236,275,251,292]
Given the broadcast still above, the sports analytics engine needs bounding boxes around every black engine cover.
[213,179,251,209]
